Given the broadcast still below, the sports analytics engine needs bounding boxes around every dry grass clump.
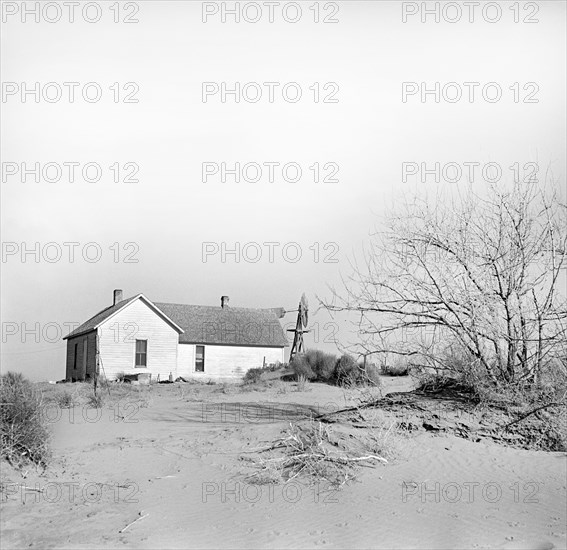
[0,372,51,468]
[133,386,153,408]
[273,381,289,395]
[87,392,104,408]
[245,419,390,488]
[222,382,248,395]
[295,374,310,392]
[55,390,75,409]
[352,409,406,461]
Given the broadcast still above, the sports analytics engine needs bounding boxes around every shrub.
[305,350,337,382]
[290,352,380,388]
[334,355,380,387]
[290,351,337,382]
[290,354,315,381]
[243,368,265,385]
[381,358,410,376]
[334,354,361,386]
[0,372,50,467]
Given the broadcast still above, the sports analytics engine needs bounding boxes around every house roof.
[64,295,288,347]
[154,303,288,347]
[63,294,184,340]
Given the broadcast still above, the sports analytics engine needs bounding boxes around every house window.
[135,339,147,367]
[82,339,88,372]
[73,343,78,369]
[195,345,205,372]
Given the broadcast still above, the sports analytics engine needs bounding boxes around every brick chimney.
[221,295,229,308]
[113,289,123,306]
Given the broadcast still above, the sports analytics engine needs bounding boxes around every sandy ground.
[1,378,565,550]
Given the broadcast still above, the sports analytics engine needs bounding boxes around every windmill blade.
[300,293,308,327]
[302,308,308,327]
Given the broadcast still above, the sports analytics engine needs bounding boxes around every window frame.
[135,339,148,368]
[195,345,205,372]
[82,339,88,372]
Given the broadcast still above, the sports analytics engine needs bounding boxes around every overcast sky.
[1,1,565,381]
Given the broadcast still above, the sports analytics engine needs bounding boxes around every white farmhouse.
[63,290,287,382]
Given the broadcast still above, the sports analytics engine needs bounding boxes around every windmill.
[288,293,310,361]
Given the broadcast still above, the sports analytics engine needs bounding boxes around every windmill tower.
[288,293,309,361]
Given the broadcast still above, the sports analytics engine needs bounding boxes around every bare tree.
[323,181,567,385]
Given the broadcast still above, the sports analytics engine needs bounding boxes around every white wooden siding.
[177,343,284,381]
[98,298,179,381]
[177,342,194,375]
